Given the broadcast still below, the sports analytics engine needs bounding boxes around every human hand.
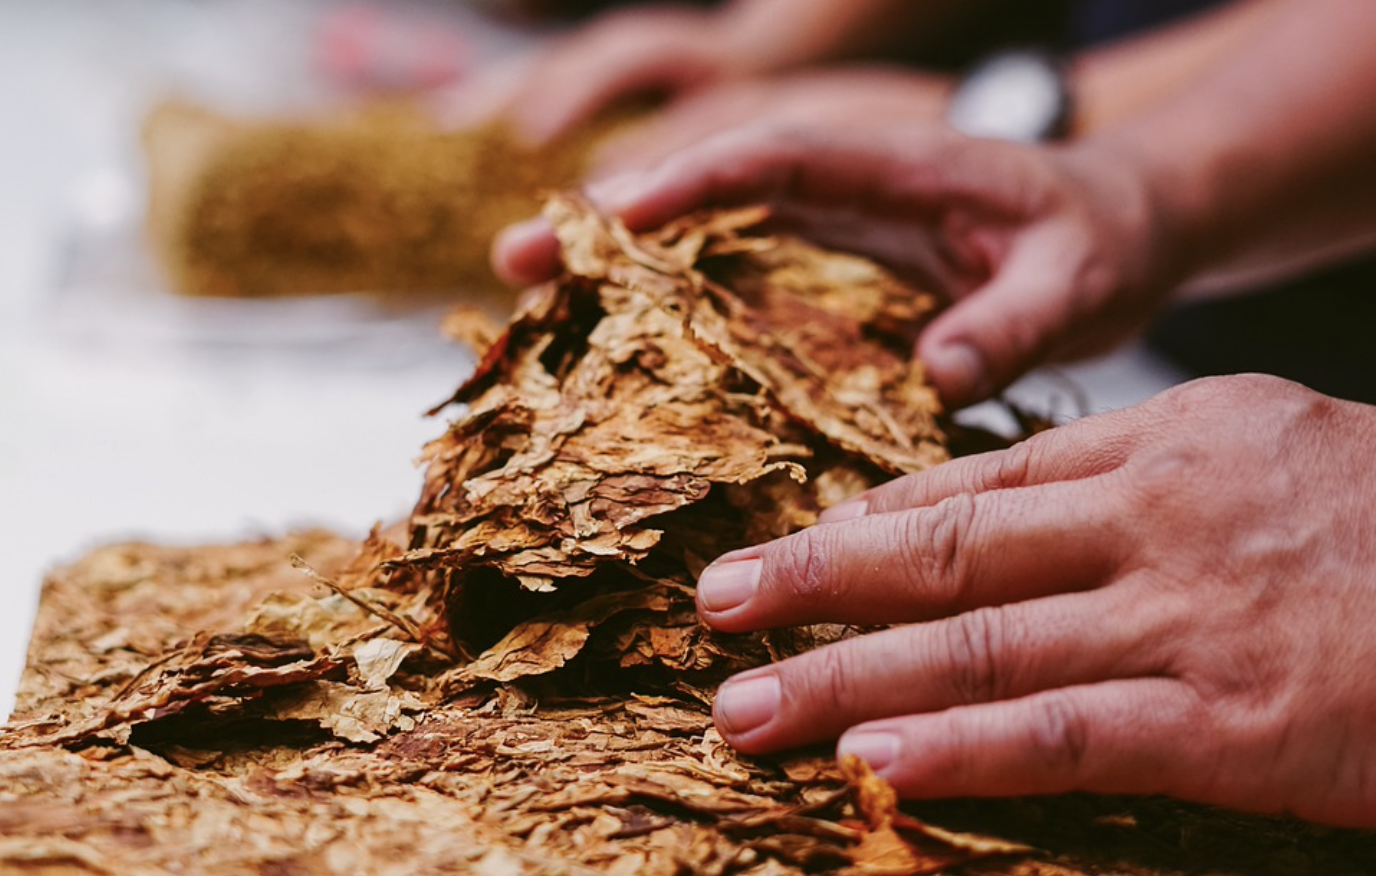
[441,5,729,145]
[695,374,1376,829]
[588,67,953,175]
[494,124,1176,408]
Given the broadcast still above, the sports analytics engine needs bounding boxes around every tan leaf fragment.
[839,756,1034,874]
[267,680,423,744]
[352,638,422,690]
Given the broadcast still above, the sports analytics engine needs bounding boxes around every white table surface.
[0,0,1186,720]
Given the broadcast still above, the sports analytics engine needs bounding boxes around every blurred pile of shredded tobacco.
[4,198,1371,875]
[144,100,617,297]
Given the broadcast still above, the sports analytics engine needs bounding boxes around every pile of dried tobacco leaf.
[5,198,1374,875]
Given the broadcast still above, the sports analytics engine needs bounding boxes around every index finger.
[602,123,980,234]
[819,404,1147,523]
[698,475,1130,634]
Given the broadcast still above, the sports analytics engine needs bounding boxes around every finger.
[916,226,1095,407]
[491,132,855,285]
[712,586,1171,754]
[836,679,1209,801]
[588,82,773,176]
[818,406,1145,523]
[697,477,1127,633]
[495,124,990,288]
[588,98,733,177]
[509,56,644,146]
[752,201,957,290]
[492,217,561,287]
[505,7,720,145]
[509,40,706,146]
[601,124,981,236]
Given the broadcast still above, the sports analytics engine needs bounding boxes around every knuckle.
[1123,445,1201,511]
[984,441,1037,491]
[1190,635,1276,701]
[898,494,977,608]
[1158,374,1231,415]
[941,608,1007,704]
[803,645,860,717]
[769,528,832,599]
[1027,692,1091,777]
[1215,372,1298,399]
[1167,373,1300,413]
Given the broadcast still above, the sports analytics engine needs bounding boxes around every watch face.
[947,50,1068,142]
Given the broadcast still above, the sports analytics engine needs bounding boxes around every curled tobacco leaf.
[394,194,947,688]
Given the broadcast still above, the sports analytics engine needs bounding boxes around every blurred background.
[0,0,1183,717]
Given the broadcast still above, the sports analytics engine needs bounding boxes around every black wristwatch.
[946,48,1073,143]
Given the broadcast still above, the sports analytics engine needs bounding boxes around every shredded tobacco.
[6,201,1374,874]
[144,101,615,297]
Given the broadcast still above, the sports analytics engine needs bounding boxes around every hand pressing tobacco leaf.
[698,374,1376,830]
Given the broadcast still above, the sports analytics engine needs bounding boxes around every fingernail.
[818,498,867,524]
[492,218,558,286]
[715,674,780,735]
[929,341,988,404]
[697,558,761,612]
[839,731,900,773]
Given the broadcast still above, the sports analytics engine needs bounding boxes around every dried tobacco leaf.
[837,756,1032,875]
[5,536,1374,876]
[396,194,947,692]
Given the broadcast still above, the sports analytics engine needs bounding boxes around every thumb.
[917,239,1073,407]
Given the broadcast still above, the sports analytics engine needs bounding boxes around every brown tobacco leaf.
[0,530,963,874]
[458,584,681,684]
[839,756,1033,875]
[4,529,444,754]
[6,536,1374,875]
[5,629,346,750]
[397,194,947,683]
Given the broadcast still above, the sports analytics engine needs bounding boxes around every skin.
[446,0,1282,169]
[444,5,726,144]
[699,373,1376,828]
[489,0,1376,826]
[591,0,1286,175]
[443,0,962,145]
[588,66,953,174]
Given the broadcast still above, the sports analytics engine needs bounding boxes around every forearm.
[1075,0,1376,297]
[1070,0,1285,135]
